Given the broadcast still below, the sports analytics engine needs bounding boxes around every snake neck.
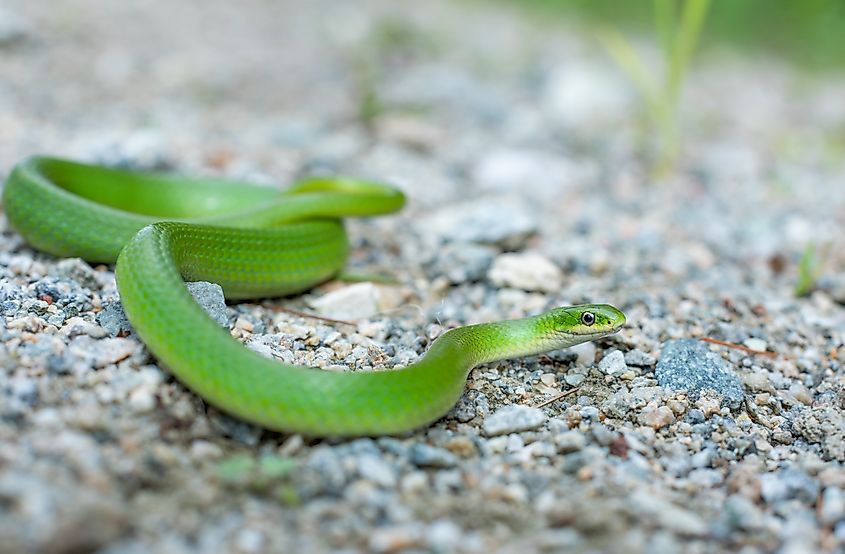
[428,310,605,370]
[429,317,548,368]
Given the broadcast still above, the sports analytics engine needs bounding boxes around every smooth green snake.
[2,156,625,436]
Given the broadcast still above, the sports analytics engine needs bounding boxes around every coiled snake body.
[3,156,625,436]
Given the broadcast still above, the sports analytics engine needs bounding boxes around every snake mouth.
[611,316,626,332]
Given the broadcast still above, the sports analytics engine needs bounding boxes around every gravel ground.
[2,1,845,553]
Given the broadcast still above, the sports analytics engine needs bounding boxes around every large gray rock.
[655,339,744,409]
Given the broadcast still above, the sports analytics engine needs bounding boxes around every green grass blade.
[653,0,676,59]
[668,0,711,101]
[597,27,659,114]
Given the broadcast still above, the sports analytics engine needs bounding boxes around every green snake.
[2,156,626,436]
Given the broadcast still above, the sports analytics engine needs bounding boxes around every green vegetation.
[598,0,709,174]
[514,0,845,71]
[795,242,824,298]
[216,453,300,504]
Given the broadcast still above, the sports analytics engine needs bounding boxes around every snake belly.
[2,156,625,436]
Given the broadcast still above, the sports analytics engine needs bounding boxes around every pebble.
[127,387,156,413]
[68,336,140,368]
[97,302,133,336]
[598,349,627,376]
[743,371,774,393]
[723,494,765,531]
[760,470,820,504]
[571,342,596,366]
[637,403,675,430]
[409,444,458,468]
[821,487,845,525]
[426,519,463,552]
[555,430,586,453]
[483,405,547,436]
[655,339,745,409]
[185,281,229,327]
[357,454,398,488]
[488,252,563,293]
[309,283,381,320]
[624,349,657,368]
[695,394,722,418]
[743,337,768,352]
[629,489,708,536]
[54,258,102,290]
[449,394,477,422]
[564,372,586,387]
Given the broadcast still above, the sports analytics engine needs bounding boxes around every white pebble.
[488,252,563,293]
[128,387,156,413]
[310,283,381,320]
[598,349,627,376]
[743,338,768,352]
[483,405,546,436]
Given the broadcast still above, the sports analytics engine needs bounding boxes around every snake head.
[547,303,626,341]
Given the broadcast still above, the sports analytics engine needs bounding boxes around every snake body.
[3,156,625,436]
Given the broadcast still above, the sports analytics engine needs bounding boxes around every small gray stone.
[590,424,616,446]
[598,350,627,376]
[409,444,458,468]
[186,282,228,327]
[564,373,586,387]
[483,405,546,436]
[821,487,845,525]
[579,406,600,421]
[624,349,657,368]
[97,303,132,337]
[686,409,706,424]
[760,470,820,504]
[449,394,477,422]
[208,413,263,446]
[555,430,586,453]
[357,454,397,488]
[68,336,140,369]
[723,494,765,531]
[55,258,101,290]
[46,311,66,327]
[655,339,744,409]
[304,447,348,496]
[426,519,463,552]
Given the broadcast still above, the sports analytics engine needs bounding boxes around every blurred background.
[520,0,845,70]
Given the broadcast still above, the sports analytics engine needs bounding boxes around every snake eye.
[581,311,595,326]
